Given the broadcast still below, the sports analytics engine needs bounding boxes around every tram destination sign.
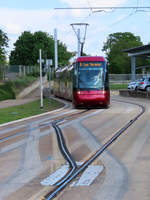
[79,62,102,67]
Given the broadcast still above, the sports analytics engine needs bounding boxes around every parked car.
[128,79,142,91]
[137,76,150,91]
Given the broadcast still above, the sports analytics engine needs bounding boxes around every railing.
[0,65,149,83]
[109,74,150,83]
[0,65,39,82]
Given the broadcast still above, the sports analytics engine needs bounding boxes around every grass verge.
[110,83,128,90]
[0,98,64,124]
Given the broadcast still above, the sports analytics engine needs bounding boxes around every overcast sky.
[0,0,150,57]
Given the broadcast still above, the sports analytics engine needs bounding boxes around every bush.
[0,83,15,101]
[0,75,37,101]
[13,78,28,89]
[12,76,37,92]
[28,72,40,77]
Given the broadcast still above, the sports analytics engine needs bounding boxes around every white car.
[128,79,142,91]
[137,76,150,91]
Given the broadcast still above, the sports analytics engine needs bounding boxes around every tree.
[10,31,34,65]
[9,31,74,66]
[58,41,74,66]
[32,31,53,65]
[102,32,143,74]
[0,29,8,65]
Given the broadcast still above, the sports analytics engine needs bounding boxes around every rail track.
[42,99,145,200]
[0,99,145,200]
[0,108,89,143]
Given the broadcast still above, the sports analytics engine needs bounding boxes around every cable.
[87,0,93,12]
[55,6,150,10]
[135,0,140,12]
[109,10,136,27]
[109,0,141,27]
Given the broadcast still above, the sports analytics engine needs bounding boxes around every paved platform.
[119,89,150,99]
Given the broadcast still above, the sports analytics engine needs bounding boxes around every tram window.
[78,68,104,89]
[73,68,78,88]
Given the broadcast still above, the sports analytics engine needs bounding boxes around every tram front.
[73,56,110,107]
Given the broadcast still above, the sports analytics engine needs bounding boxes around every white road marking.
[41,163,104,187]
[71,165,104,187]
[41,165,69,186]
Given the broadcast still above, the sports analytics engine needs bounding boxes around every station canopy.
[123,44,150,81]
[123,44,150,59]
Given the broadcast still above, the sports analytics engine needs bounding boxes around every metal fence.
[0,65,149,83]
[0,65,39,81]
[109,74,150,83]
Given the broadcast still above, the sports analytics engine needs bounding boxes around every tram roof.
[76,56,105,62]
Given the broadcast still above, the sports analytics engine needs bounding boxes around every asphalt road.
[0,95,150,200]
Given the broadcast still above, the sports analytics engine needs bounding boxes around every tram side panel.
[53,66,73,101]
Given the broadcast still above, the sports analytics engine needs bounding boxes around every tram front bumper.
[73,90,110,106]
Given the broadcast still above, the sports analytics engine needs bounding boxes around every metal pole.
[48,65,51,103]
[77,28,81,57]
[131,56,136,81]
[54,28,58,70]
[39,49,43,109]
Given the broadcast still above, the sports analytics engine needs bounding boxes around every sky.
[0,0,150,59]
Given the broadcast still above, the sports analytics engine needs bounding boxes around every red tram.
[54,56,110,107]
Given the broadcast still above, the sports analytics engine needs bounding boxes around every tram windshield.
[78,62,104,89]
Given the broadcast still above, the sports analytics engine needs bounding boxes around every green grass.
[110,83,128,90]
[0,98,64,124]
